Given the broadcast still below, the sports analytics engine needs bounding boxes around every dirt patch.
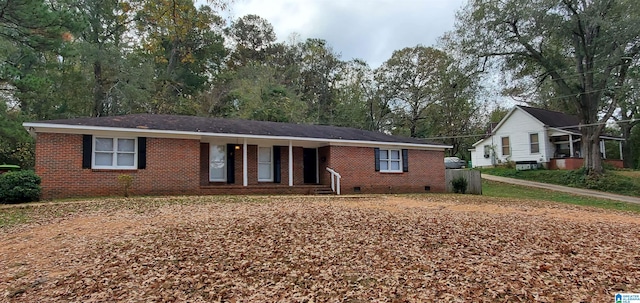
[2,195,639,302]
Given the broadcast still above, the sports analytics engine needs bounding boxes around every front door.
[303,148,317,184]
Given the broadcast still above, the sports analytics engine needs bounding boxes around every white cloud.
[220,0,466,67]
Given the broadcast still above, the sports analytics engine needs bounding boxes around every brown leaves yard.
[1,195,639,302]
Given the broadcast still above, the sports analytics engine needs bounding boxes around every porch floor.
[199,184,333,195]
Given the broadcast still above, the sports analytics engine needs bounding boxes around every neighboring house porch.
[546,132,623,169]
[470,106,623,170]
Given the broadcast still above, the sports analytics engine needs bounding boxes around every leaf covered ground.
[1,195,639,302]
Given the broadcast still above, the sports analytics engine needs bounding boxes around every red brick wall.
[280,146,289,184]
[548,158,583,170]
[326,146,446,194]
[267,146,304,185]
[293,147,305,185]
[605,159,624,169]
[36,133,446,198]
[549,158,624,170]
[200,143,209,186]
[318,146,330,185]
[246,145,258,185]
[36,133,200,199]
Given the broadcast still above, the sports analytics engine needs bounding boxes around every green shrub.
[451,177,468,194]
[117,174,134,197]
[0,170,41,204]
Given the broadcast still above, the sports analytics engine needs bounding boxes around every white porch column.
[243,138,248,186]
[288,141,293,186]
[569,134,574,157]
[620,141,624,160]
[601,140,606,159]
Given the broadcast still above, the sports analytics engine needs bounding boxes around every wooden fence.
[445,169,482,195]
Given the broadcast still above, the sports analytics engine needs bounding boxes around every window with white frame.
[379,149,402,172]
[501,136,510,156]
[93,137,137,169]
[209,145,226,182]
[258,146,273,181]
[530,133,540,154]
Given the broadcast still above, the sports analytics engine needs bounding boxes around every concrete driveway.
[482,174,640,205]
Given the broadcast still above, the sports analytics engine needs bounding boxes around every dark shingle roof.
[517,106,621,139]
[518,106,581,132]
[33,114,444,146]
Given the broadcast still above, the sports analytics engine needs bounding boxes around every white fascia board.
[326,141,452,150]
[548,127,578,135]
[471,136,490,147]
[23,122,451,150]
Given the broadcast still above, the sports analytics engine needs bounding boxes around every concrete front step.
[313,188,336,195]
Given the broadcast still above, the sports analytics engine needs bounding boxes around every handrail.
[325,167,341,195]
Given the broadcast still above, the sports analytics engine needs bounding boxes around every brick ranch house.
[23,114,450,199]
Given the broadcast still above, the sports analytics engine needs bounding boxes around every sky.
[217,0,468,68]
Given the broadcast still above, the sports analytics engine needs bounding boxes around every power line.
[504,86,630,103]
[422,118,638,140]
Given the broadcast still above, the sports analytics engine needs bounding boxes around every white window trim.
[379,148,403,173]
[92,137,137,170]
[209,144,227,182]
[529,133,540,154]
[257,146,273,182]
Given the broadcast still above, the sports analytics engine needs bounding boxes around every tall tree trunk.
[409,118,417,138]
[93,61,105,117]
[581,125,603,175]
[578,89,605,175]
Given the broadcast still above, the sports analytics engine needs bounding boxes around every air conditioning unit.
[515,161,539,171]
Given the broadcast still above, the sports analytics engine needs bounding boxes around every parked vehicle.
[444,157,466,169]
[0,164,20,174]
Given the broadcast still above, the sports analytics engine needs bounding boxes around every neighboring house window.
[258,146,273,182]
[93,137,137,169]
[501,137,510,156]
[210,145,226,182]
[380,149,402,172]
[530,133,540,154]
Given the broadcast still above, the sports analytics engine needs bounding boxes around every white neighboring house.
[470,106,623,169]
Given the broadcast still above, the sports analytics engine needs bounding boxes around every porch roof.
[24,114,451,149]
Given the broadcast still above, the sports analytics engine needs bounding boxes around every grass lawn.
[479,167,640,197]
[482,180,640,213]
[616,170,640,179]
[2,194,639,302]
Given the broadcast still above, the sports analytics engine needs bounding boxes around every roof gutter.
[23,122,452,150]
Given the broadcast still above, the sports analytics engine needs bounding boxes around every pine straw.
[1,195,639,302]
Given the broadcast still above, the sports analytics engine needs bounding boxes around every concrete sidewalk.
[482,174,640,205]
